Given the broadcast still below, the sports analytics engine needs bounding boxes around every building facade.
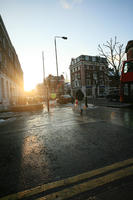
[64,82,71,95]
[46,74,65,98]
[70,55,109,98]
[0,16,24,110]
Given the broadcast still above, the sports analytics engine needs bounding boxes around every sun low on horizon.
[24,79,38,91]
[21,49,58,92]
[24,82,37,92]
[21,54,44,92]
[23,74,42,92]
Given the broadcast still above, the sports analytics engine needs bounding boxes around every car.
[106,89,120,101]
[56,95,72,104]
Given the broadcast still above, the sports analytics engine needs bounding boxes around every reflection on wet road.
[0,106,133,130]
[85,106,133,129]
[0,105,133,197]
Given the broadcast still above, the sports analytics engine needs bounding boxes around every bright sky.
[0,0,133,91]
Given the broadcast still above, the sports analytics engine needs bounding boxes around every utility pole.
[42,51,45,81]
[42,51,49,112]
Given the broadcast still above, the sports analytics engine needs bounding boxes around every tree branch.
[98,37,125,76]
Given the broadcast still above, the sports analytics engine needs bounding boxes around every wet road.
[0,105,133,198]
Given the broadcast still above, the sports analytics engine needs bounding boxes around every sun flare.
[24,78,37,91]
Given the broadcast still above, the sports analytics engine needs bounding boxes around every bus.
[120,40,133,103]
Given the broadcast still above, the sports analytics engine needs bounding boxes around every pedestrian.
[71,96,74,104]
[73,99,78,111]
[78,100,83,115]
[75,99,78,105]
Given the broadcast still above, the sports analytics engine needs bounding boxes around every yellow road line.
[1,158,133,200]
[37,165,133,200]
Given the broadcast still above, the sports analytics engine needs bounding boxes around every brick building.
[0,15,24,110]
[69,55,109,98]
[45,74,65,98]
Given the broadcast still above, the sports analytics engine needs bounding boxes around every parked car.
[56,95,72,104]
[106,89,120,101]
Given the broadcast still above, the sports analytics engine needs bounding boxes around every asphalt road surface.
[0,104,133,199]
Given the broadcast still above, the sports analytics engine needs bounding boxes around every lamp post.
[54,36,67,78]
[54,36,67,98]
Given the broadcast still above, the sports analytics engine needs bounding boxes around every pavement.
[86,97,133,108]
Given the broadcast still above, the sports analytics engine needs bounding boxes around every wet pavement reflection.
[0,105,133,196]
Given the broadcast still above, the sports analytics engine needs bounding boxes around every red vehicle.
[120,41,133,103]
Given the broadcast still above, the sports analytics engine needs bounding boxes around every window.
[78,80,81,86]
[72,75,74,81]
[71,59,75,65]
[77,73,81,79]
[0,52,2,62]
[100,66,102,71]
[100,73,103,78]
[15,61,18,68]
[86,79,91,86]
[76,57,80,62]
[1,78,5,98]
[0,35,2,42]
[90,66,93,70]
[80,55,85,61]
[89,56,92,61]
[85,56,89,61]
[86,88,92,96]
[6,81,9,98]
[93,72,97,80]
[124,83,128,95]
[75,73,78,79]
[3,38,6,48]
[124,63,128,73]
[86,71,91,78]
[93,66,96,70]
[130,83,133,97]
[92,57,96,62]
[99,87,105,95]
[3,56,7,67]
[127,62,133,72]
[9,48,11,57]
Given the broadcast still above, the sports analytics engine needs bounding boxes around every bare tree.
[98,37,125,77]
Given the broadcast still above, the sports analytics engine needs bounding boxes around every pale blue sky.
[0,0,133,90]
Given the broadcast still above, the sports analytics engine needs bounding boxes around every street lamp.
[54,36,67,97]
[54,36,67,77]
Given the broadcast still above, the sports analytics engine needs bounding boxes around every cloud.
[60,0,72,9]
[60,0,83,9]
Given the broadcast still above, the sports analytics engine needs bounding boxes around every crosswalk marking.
[1,158,133,200]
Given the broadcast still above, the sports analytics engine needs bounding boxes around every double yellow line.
[1,158,133,200]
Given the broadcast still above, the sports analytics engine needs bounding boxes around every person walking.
[75,90,84,115]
